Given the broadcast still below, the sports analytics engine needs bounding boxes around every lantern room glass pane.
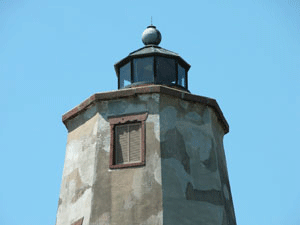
[119,62,131,88]
[156,57,176,85]
[133,57,154,83]
[178,63,186,88]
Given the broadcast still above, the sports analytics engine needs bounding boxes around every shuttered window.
[109,112,147,169]
[115,123,141,164]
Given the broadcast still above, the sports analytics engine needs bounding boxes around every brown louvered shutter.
[129,123,141,162]
[115,123,141,164]
[115,124,129,164]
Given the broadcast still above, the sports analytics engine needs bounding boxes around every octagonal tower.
[55,25,237,225]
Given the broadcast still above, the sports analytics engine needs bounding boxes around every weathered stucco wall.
[56,86,235,225]
[56,94,163,225]
[56,105,99,225]
[90,93,162,225]
[160,94,236,225]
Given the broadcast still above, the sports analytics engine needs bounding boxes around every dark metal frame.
[130,59,134,84]
[153,55,157,81]
[185,65,188,90]
[115,51,190,91]
[175,58,179,86]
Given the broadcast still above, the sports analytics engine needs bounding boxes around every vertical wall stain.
[161,128,190,174]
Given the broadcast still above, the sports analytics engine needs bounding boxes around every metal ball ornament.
[142,25,162,46]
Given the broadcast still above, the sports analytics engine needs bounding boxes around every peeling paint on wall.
[56,91,235,225]
[160,94,236,224]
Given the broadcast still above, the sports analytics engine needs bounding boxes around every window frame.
[133,57,155,84]
[155,56,177,85]
[119,62,132,89]
[109,112,148,169]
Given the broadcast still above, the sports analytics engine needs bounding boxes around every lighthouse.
[56,25,237,225]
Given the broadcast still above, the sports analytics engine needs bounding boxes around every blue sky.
[1,0,300,224]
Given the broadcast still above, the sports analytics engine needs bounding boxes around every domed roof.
[142,25,162,45]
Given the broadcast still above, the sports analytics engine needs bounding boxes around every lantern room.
[114,25,191,91]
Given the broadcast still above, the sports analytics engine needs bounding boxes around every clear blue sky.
[1,0,299,224]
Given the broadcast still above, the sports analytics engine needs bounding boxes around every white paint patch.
[65,140,81,168]
[98,136,110,153]
[69,187,92,225]
[98,115,110,152]
[67,179,77,202]
[148,152,162,185]
[147,115,160,141]
[92,118,98,136]
[101,135,110,153]
[57,181,92,225]
[154,165,162,186]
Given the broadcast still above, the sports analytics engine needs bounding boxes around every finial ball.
[142,25,162,46]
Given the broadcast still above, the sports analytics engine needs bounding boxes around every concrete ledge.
[62,85,229,134]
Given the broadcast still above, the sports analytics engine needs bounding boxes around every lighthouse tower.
[56,25,237,225]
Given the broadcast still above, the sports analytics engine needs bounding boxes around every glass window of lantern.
[119,62,131,88]
[133,57,154,84]
[178,63,186,88]
[156,57,176,85]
